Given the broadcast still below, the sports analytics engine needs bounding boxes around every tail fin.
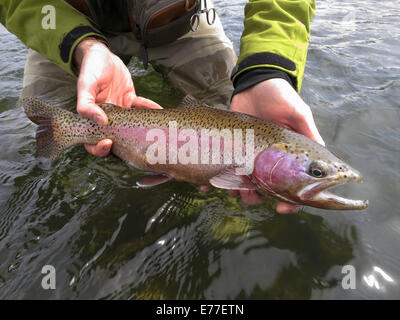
[22,98,83,162]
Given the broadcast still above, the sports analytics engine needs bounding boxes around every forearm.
[0,0,107,76]
[232,0,316,93]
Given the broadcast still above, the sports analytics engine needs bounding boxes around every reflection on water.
[1,0,400,299]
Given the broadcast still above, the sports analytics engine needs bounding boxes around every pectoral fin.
[137,174,172,187]
[209,168,257,190]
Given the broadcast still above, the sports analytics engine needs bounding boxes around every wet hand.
[229,78,325,214]
[73,37,161,157]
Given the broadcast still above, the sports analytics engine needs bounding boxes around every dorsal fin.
[179,95,201,107]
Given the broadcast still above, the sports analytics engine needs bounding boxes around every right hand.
[229,78,325,214]
[73,37,162,157]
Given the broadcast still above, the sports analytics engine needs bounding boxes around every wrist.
[73,37,109,72]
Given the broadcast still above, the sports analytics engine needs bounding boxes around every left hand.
[228,78,325,214]
[73,37,161,157]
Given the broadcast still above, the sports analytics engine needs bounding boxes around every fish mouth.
[309,190,369,210]
[297,175,368,210]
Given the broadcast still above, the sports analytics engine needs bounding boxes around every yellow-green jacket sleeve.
[0,0,107,76]
[231,0,316,92]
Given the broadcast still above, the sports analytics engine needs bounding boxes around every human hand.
[229,78,325,214]
[73,37,162,157]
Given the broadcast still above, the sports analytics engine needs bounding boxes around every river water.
[0,0,399,299]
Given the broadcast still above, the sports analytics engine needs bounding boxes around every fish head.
[251,140,368,210]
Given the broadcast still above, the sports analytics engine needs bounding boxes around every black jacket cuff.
[59,25,105,63]
[232,68,295,97]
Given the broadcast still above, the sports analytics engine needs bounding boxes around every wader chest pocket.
[129,0,201,68]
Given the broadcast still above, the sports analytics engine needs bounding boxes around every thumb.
[77,88,108,126]
[291,111,325,146]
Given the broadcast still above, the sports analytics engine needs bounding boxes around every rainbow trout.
[22,97,368,210]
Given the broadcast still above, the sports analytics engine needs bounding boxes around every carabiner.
[190,13,200,32]
[206,7,216,26]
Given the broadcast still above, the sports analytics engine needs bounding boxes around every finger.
[84,139,113,157]
[200,185,211,192]
[239,190,265,205]
[77,84,108,126]
[292,111,325,146]
[129,93,163,109]
[276,202,301,214]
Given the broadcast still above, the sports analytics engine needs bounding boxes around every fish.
[21,96,368,210]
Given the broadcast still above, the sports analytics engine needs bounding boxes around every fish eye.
[308,161,328,178]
